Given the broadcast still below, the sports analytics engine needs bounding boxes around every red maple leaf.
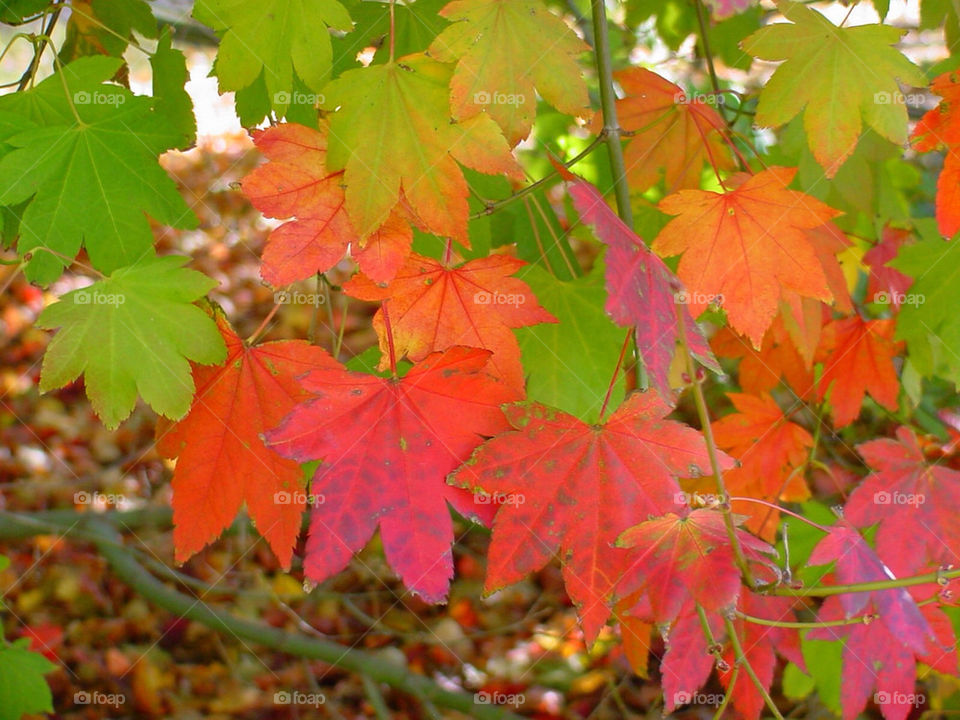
[864,226,915,310]
[265,346,519,602]
[616,508,775,624]
[449,392,731,643]
[242,122,412,285]
[845,426,960,578]
[808,522,932,653]
[563,172,717,398]
[815,316,902,428]
[344,252,556,392]
[912,70,960,237]
[157,312,339,568]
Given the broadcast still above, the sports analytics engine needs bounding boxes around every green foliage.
[0,641,56,720]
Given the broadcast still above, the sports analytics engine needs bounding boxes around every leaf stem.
[381,300,399,376]
[768,567,960,597]
[246,302,281,345]
[676,308,754,587]
[724,616,785,720]
[389,0,396,63]
[727,497,832,534]
[17,1,62,91]
[590,0,633,226]
[735,610,877,629]
[599,328,632,421]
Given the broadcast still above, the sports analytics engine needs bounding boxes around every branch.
[590,0,633,227]
[723,616,784,720]
[0,511,523,720]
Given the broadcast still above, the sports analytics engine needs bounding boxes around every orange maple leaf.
[653,167,842,347]
[344,253,556,392]
[912,71,960,237]
[242,122,412,286]
[592,68,734,193]
[711,392,814,540]
[157,312,339,567]
[815,316,903,428]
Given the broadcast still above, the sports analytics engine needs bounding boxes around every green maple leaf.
[321,52,521,244]
[0,56,196,284]
[890,235,960,386]
[37,256,226,429]
[515,262,626,422]
[741,0,925,176]
[429,0,590,145]
[0,640,55,720]
[194,0,352,121]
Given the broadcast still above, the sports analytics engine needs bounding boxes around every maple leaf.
[912,71,960,236]
[157,312,339,568]
[741,0,926,175]
[241,122,412,285]
[0,641,55,720]
[193,0,352,121]
[344,252,556,392]
[653,167,841,347]
[36,256,226,429]
[593,68,734,193]
[0,57,196,284]
[845,426,960,578]
[564,173,718,398]
[808,522,932,654]
[815,316,902,428]
[428,0,590,145]
[863,227,915,310]
[659,602,719,712]
[266,346,519,602]
[320,53,522,244]
[712,392,813,539]
[719,593,804,720]
[711,314,814,398]
[449,392,733,643]
[809,596,956,720]
[616,509,775,624]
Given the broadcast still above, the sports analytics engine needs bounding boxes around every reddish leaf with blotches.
[616,508,775,624]
[711,314,814,398]
[719,593,804,720]
[808,522,932,652]
[815,316,902,428]
[864,226,915,310]
[653,167,842,347]
[265,346,519,602]
[344,253,556,392]
[712,392,814,540]
[912,71,960,237]
[449,392,732,643]
[659,602,719,712]
[845,426,960,578]
[241,122,412,285]
[563,172,717,398]
[591,68,734,193]
[809,596,956,720]
[157,312,339,568]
